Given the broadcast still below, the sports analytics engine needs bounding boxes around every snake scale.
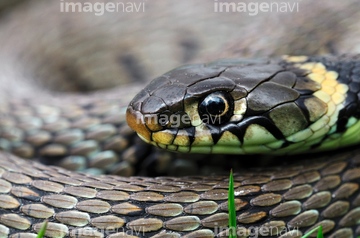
[0,0,360,237]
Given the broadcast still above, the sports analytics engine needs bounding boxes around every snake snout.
[126,105,152,143]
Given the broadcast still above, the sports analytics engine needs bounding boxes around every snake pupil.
[198,91,233,125]
[205,97,225,115]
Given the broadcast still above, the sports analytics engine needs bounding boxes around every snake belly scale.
[0,54,358,238]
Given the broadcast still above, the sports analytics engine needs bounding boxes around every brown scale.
[0,149,358,237]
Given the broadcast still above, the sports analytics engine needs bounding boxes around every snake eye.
[198,91,234,125]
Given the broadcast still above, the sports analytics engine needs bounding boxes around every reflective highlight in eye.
[198,91,234,125]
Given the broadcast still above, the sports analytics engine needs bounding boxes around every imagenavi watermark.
[214,225,301,237]
[60,0,146,16]
[68,226,146,237]
[65,223,300,237]
[139,112,230,128]
[214,0,300,16]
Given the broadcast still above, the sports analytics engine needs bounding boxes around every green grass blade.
[301,226,323,238]
[228,169,237,238]
[36,220,48,238]
[316,226,323,238]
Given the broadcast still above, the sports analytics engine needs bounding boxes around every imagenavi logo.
[60,0,146,16]
[214,0,300,16]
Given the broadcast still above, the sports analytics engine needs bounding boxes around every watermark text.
[60,0,146,16]
[214,0,300,16]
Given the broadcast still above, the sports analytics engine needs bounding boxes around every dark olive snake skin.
[0,1,360,238]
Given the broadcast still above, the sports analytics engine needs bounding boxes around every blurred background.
[0,0,359,92]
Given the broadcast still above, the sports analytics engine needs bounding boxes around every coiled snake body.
[0,1,359,238]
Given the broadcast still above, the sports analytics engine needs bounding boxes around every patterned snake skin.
[0,0,359,237]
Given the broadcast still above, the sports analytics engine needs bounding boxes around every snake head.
[127,57,353,154]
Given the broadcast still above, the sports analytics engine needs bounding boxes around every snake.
[0,0,359,238]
